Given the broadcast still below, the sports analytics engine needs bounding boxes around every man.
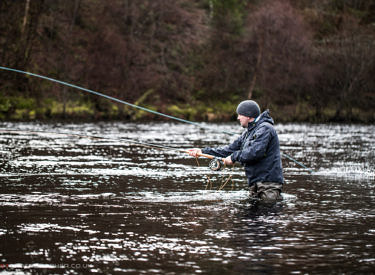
[187,100,284,202]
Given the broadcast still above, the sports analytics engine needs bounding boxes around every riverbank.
[0,96,374,123]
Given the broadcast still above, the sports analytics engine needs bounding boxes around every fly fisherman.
[187,100,284,202]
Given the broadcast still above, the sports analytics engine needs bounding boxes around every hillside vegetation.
[1,0,374,122]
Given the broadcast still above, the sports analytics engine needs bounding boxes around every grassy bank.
[0,95,374,123]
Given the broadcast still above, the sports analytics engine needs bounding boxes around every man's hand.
[223,155,233,165]
[186,148,202,157]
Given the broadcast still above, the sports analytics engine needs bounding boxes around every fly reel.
[209,158,224,171]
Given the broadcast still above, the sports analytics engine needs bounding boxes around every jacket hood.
[248,110,274,130]
[258,110,274,125]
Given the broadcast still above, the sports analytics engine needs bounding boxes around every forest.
[0,0,374,123]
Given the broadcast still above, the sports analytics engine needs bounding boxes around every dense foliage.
[1,0,374,122]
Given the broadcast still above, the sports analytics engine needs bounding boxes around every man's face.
[237,114,254,128]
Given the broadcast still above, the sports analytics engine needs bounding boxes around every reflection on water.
[0,122,374,273]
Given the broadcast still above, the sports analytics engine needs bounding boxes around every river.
[0,122,374,274]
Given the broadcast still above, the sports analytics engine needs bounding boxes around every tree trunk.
[21,0,31,35]
[61,0,80,118]
[248,38,263,99]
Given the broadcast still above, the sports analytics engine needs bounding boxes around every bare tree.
[316,20,375,121]
[21,0,31,35]
[245,0,315,109]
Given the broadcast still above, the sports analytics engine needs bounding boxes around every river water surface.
[0,122,374,274]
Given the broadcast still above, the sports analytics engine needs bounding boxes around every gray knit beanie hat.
[236,100,260,118]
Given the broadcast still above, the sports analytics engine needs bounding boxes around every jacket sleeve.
[231,125,273,164]
[202,134,243,158]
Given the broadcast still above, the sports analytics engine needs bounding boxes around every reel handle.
[209,158,224,171]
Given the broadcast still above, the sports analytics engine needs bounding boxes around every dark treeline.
[0,0,374,122]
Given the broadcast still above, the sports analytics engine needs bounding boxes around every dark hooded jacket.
[202,110,284,186]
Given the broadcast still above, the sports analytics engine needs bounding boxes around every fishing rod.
[184,151,225,171]
[0,66,312,173]
[0,128,225,171]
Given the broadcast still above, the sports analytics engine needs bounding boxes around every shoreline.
[1,96,373,124]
